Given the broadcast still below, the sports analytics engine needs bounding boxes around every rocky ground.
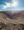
[0,11,24,30]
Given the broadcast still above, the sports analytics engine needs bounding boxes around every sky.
[0,0,24,11]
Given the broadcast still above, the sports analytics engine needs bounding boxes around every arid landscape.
[0,11,24,30]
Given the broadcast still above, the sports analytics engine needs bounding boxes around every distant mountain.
[0,11,24,19]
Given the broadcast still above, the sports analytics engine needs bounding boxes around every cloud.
[11,1,18,7]
[2,0,19,9]
[2,2,10,9]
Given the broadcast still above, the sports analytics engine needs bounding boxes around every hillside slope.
[0,11,24,24]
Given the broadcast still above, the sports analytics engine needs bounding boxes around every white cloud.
[2,5,7,9]
[6,2,10,7]
[11,0,18,7]
[2,0,19,9]
[2,2,10,9]
[11,1,18,7]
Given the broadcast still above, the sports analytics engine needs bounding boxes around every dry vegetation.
[0,11,24,30]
